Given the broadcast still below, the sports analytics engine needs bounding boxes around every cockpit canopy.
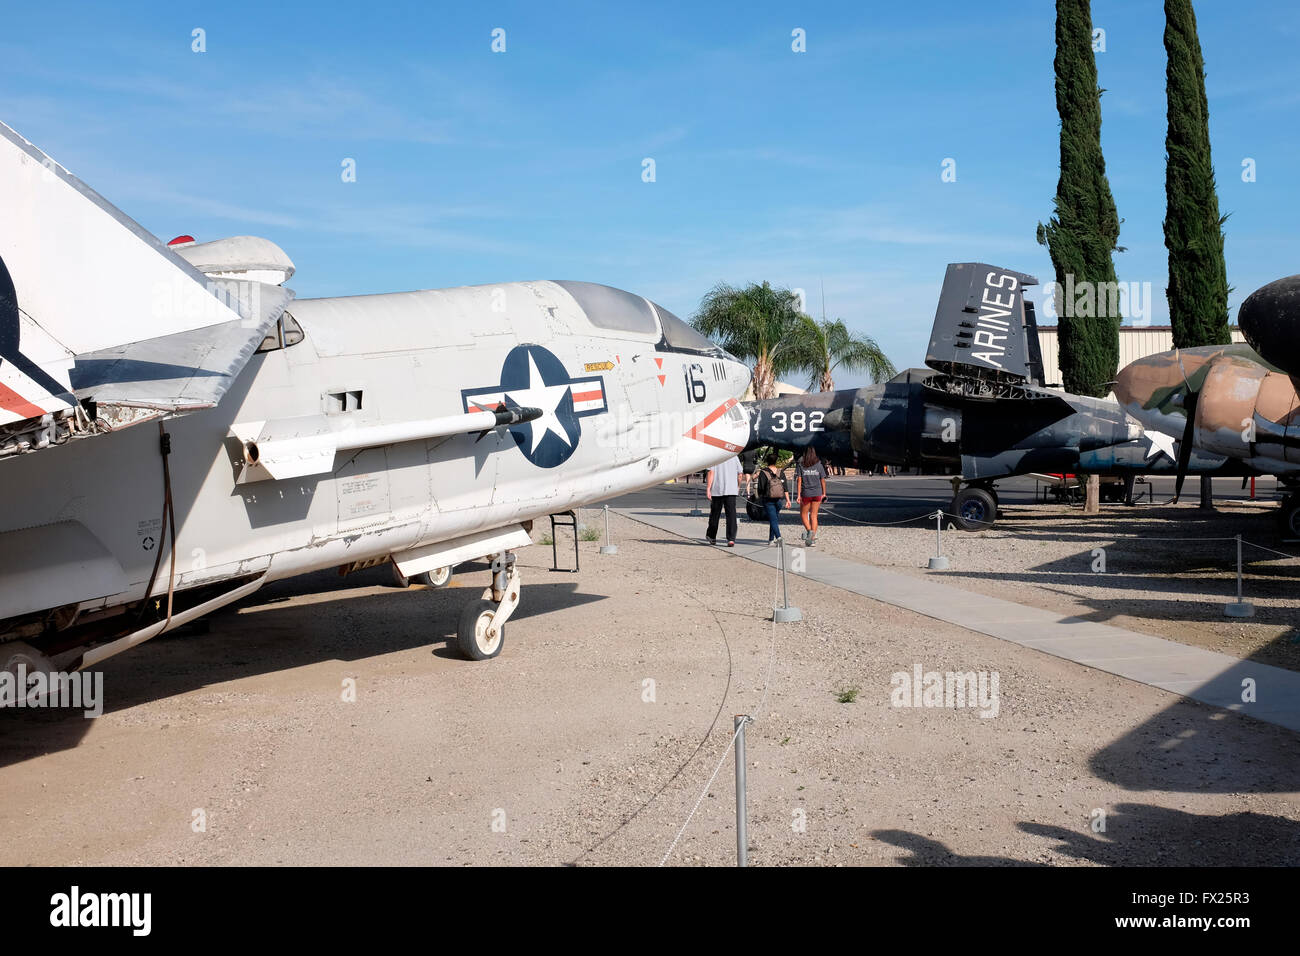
[551,280,731,358]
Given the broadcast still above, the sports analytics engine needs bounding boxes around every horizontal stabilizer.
[231,405,543,483]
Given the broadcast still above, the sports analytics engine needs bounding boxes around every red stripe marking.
[684,398,740,450]
[0,382,47,420]
[571,389,603,403]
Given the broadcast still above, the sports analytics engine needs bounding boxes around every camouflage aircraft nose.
[1113,352,1183,420]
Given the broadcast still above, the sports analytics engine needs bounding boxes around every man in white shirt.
[705,455,742,547]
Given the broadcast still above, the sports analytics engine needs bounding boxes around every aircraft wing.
[0,121,289,459]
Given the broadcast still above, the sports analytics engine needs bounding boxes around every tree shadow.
[873,802,1300,865]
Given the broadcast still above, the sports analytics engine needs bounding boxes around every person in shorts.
[795,447,828,546]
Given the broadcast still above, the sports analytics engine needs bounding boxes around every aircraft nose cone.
[1113,359,1141,408]
[1239,273,1300,376]
[736,359,752,393]
[1113,352,1181,415]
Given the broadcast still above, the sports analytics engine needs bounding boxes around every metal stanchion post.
[599,504,618,555]
[773,537,802,622]
[734,715,749,868]
[1225,534,1255,617]
[689,485,703,517]
[927,509,950,570]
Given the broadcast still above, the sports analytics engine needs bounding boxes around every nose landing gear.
[1278,494,1300,538]
[455,551,520,660]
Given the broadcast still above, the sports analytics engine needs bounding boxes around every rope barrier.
[1241,539,1300,561]
[819,505,956,527]
[657,546,783,866]
[658,718,748,867]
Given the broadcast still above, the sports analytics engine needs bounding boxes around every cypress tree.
[1036,0,1123,398]
[1164,0,1231,349]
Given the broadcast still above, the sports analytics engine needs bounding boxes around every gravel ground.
[804,485,1300,672]
[0,508,1297,867]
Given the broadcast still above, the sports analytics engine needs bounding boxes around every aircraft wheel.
[421,565,454,589]
[1100,482,1125,504]
[952,487,996,532]
[1278,497,1300,537]
[2,641,52,679]
[456,599,505,660]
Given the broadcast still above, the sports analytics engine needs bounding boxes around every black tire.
[456,599,505,660]
[952,487,997,532]
[417,565,454,588]
[1278,497,1300,537]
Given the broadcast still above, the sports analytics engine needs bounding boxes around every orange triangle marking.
[657,374,666,386]
[654,357,663,369]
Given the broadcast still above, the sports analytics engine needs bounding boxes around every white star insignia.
[1145,430,1177,462]
[505,353,573,454]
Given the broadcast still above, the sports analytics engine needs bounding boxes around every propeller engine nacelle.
[1193,353,1300,464]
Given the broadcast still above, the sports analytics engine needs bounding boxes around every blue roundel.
[461,344,608,469]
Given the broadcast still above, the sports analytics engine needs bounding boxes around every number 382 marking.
[770,410,824,433]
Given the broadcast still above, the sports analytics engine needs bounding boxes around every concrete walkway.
[614,503,1300,734]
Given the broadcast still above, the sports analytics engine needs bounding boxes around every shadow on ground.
[0,563,605,768]
[874,801,1300,865]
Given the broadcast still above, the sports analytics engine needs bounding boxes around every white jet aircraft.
[0,121,751,670]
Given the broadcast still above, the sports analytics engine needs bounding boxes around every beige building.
[741,380,807,401]
[1035,325,1247,393]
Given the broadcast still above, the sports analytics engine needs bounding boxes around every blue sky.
[4,0,1298,389]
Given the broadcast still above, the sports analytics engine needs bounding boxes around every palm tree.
[808,318,895,392]
[690,282,819,399]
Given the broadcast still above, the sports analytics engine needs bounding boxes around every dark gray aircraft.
[744,263,1141,529]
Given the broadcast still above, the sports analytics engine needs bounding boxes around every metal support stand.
[689,485,703,517]
[773,537,802,622]
[548,510,579,573]
[927,509,950,570]
[735,715,749,868]
[599,504,618,555]
[1225,534,1255,618]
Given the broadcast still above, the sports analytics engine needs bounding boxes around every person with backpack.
[755,449,791,545]
[795,447,828,546]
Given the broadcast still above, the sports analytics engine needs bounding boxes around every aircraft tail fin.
[924,262,1041,385]
[0,121,290,459]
